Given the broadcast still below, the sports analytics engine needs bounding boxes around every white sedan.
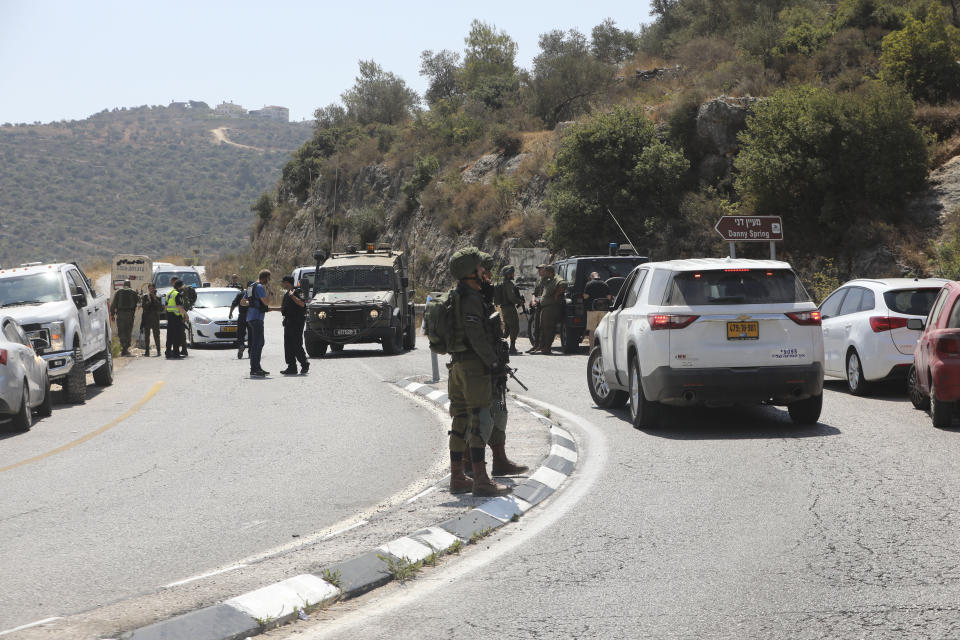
[0,315,51,431]
[186,288,242,346]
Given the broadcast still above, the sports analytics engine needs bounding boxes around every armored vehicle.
[304,244,416,356]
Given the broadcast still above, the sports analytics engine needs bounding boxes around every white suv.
[587,258,825,428]
[819,278,946,394]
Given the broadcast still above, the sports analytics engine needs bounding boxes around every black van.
[553,255,649,352]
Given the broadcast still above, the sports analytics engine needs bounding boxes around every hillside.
[0,102,312,265]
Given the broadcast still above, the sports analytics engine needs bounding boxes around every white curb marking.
[379,537,434,563]
[226,574,338,620]
[426,390,446,401]
[529,466,568,490]
[476,495,534,521]
[0,618,62,637]
[411,526,460,551]
[550,425,574,442]
[549,444,578,463]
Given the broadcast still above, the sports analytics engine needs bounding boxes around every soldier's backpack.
[423,288,459,354]
[182,285,197,311]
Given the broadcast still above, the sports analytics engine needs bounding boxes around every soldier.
[228,281,251,359]
[494,265,523,355]
[164,280,187,359]
[537,265,566,354]
[140,283,163,356]
[111,281,139,356]
[279,275,309,375]
[446,247,511,497]
[526,264,547,353]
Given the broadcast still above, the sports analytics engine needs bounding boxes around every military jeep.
[304,245,416,356]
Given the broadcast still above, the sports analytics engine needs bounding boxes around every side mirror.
[907,317,925,331]
[400,277,409,288]
[72,292,86,308]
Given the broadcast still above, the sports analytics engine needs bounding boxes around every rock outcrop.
[694,96,758,185]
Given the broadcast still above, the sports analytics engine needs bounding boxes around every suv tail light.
[869,316,908,333]
[648,314,699,330]
[936,336,960,357]
[786,311,822,326]
[0,349,6,365]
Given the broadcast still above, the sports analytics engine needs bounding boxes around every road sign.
[714,216,783,242]
[111,254,153,291]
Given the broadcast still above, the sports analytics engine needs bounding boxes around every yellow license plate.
[222,326,237,333]
[727,321,759,340]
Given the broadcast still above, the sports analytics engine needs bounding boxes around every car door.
[833,286,866,369]
[65,269,95,359]
[819,288,848,374]
[916,286,952,391]
[7,320,43,398]
[613,269,649,382]
[601,268,639,384]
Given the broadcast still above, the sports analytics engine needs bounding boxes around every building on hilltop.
[248,105,289,123]
[215,102,246,118]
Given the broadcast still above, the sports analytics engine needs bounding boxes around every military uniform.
[538,270,566,354]
[140,291,163,356]
[493,265,523,353]
[527,268,547,352]
[111,285,139,355]
[165,287,187,358]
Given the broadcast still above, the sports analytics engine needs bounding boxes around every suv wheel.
[629,356,661,429]
[908,365,929,410]
[930,381,955,428]
[36,379,53,417]
[587,346,627,408]
[403,310,416,350]
[10,385,32,431]
[93,339,114,387]
[561,325,581,354]
[63,346,87,404]
[330,344,344,353]
[788,393,822,425]
[846,350,869,396]
[305,335,328,358]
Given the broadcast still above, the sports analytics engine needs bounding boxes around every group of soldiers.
[109,278,193,358]
[494,262,566,356]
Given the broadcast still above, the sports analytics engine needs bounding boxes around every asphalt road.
[275,345,960,640]
[0,314,445,632]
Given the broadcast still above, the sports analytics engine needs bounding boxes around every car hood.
[310,290,394,305]
[188,306,232,321]
[1,300,75,325]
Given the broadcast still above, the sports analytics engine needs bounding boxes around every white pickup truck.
[0,262,113,403]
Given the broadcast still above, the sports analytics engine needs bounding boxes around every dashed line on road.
[164,564,248,588]
[0,616,62,637]
[0,381,165,474]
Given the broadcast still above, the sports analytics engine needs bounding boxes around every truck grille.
[329,309,364,328]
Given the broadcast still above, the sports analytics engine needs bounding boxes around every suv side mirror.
[907,317,925,331]
[72,292,86,308]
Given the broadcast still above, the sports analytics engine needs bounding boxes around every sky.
[0,0,654,125]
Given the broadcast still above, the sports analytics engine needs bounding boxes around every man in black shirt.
[583,271,611,309]
[279,275,309,375]
[228,281,251,359]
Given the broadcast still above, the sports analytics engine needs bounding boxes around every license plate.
[727,321,759,340]
[222,325,237,333]
[336,328,358,336]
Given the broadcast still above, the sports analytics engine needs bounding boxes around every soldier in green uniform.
[494,265,523,355]
[537,265,566,354]
[446,247,511,497]
[140,283,164,356]
[111,281,139,356]
[526,264,547,353]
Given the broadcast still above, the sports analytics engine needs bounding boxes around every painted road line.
[322,520,369,540]
[0,381,165,474]
[0,617,62,637]
[405,486,437,504]
[163,563,248,589]
[550,444,578,462]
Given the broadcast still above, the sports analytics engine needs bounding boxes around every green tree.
[529,29,615,128]
[734,83,928,248]
[251,192,274,222]
[879,6,960,103]
[590,18,641,63]
[419,49,462,107]
[458,20,520,110]
[341,60,420,125]
[547,106,688,255]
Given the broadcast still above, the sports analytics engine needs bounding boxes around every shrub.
[879,7,960,103]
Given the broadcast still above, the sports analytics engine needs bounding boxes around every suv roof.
[841,277,948,289]
[644,257,791,272]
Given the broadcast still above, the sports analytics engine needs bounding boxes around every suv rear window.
[883,288,941,316]
[665,269,810,306]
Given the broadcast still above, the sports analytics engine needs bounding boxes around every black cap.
[281,275,295,285]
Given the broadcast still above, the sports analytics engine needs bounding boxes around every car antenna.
[606,208,640,256]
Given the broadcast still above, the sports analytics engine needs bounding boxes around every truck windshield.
[574,259,646,287]
[194,290,239,308]
[315,266,394,291]
[154,271,202,288]
[0,272,67,306]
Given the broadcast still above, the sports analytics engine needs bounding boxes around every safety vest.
[166,290,182,317]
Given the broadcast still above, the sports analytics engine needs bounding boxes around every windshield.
[665,269,810,305]
[0,272,67,306]
[883,288,941,316]
[315,266,394,292]
[575,259,645,286]
[154,271,202,288]
[194,290,239,308]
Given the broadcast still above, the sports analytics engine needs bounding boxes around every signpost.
[714,216,783,259]
[111,254,153,292]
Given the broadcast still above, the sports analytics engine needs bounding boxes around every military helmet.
[502,264,515,276]
[449,247,482,280]
[479,251,495,271]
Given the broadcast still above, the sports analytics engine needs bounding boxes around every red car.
[908,281,960,427]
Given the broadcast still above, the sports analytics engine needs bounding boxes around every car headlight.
[192,314,212,324]
[369,309,380,319]
[317,310,327,320]
[43,321,66,351]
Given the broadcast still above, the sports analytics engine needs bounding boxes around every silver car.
[0,315,51,430]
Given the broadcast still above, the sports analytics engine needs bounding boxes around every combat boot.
[471,462,511,497]
[450,461,473,494]
[491,444,529,476]
[462,448,473,477]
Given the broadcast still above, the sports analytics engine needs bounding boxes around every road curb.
[119,378,577,640]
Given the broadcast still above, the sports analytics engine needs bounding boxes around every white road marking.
[291,396,607,639]
[163,564,247,588]
[321,520,369,540]
[550,444,578,462]
[550,425,574,442]
[226,574,339,619]
[0,617,62,636]
[405,486,437,503]
[426,389,446,401]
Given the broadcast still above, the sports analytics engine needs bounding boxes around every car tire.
[588,346,627,408]
[188,324,196,347]
[330,344,344,353]
[930,381,955,428]
[908,365,929,410]
[788,393,822,425]
[63,346,87,404]
[845,350,870,396]
[382,327,403,354]
[10,385,32,431]
[93,342,113,387]
[629,356,662,429]
[305,335,328,358]
[561,325,581,354]
[36,379,53,417]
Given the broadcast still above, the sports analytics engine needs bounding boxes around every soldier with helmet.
[445,247,511,497]
[494,265,523,355]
